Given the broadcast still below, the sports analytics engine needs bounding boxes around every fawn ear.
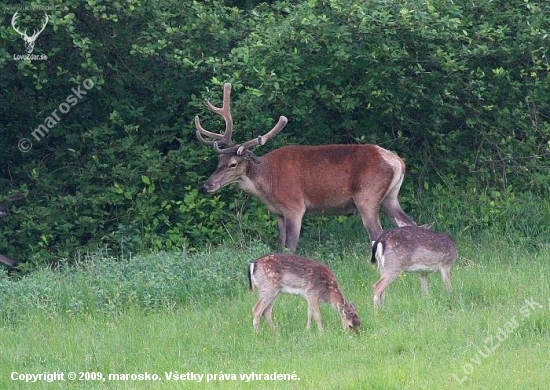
[336,302,345,315]
[241,149,261,164]
[348,302,357,312]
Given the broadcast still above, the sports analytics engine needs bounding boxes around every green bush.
[1,0,548,265]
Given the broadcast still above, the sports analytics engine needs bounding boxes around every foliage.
[0,242,271,322]
[0,0,549,263]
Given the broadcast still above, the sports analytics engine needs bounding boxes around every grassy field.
[1,233,549,389]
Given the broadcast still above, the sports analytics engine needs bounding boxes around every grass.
[1,233,549,389]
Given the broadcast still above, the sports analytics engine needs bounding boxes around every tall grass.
[1,231,549,389]
[0,242,273,322]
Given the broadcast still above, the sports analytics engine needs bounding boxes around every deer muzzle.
[201,180,220,193]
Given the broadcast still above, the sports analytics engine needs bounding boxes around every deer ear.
[241,150,261,164]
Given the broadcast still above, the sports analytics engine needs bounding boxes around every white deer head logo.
[11,12,49,54]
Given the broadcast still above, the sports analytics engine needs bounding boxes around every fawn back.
[248,253,360,331]
[371,225,458,307]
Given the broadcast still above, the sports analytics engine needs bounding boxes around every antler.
[195,83,288,155]
[234,116,288,155]
[195,83,234,147]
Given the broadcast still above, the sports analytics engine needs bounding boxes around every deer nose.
[201,181,216,193]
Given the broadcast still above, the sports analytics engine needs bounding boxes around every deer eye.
[228,162,238,169]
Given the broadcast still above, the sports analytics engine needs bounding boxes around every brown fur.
[206,144,416,252]
[371,226,458,307]
[248,253,360,331]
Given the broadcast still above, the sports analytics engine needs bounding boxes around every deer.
[0,193,25,268]
[195,83,416,252]
[371,224,458,307]
[248,253,360,332]
[0,254,16,268]
[11,12,49,54]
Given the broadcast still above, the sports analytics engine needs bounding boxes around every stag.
[371,225,458,307]
[195,83,416,252]
[248,253,360,332]
[11,12,49,54]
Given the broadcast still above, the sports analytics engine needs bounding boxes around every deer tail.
[371,240,385,267]
[248,262,257,291]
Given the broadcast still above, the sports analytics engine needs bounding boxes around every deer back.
[244,144,405,214]
[249,254,345,304]
[372,226,457,268]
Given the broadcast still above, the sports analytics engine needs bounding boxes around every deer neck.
[238,158,273,203]
[328,290,346,309]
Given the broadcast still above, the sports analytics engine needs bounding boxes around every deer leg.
[381,200,416,228]
[263,301,277,331]
[440,267,452,292]
[380,172,416,228]
[420,272,430,295]
[306,295,323,331]
[0,253,16,267]
[373,272,400,307]
[252,291,278,331]
[276,217,286,250]
[283,212,304,253]
[252,298,267,331]
[354,199,383,242]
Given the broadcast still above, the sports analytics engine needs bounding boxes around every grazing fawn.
[248,253,360,332]
[371,225,458,307]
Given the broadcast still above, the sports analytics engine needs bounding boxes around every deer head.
[12,12,49,54]
[195,83,288,192]
[337,301,361,331]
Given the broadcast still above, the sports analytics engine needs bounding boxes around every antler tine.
[212,142,239,154]
[195,116,224,145]
[236,116,288,155]
[195,83,235,149]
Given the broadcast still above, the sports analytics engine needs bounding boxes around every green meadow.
[1,230,549,389]
[2,1,549,388]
